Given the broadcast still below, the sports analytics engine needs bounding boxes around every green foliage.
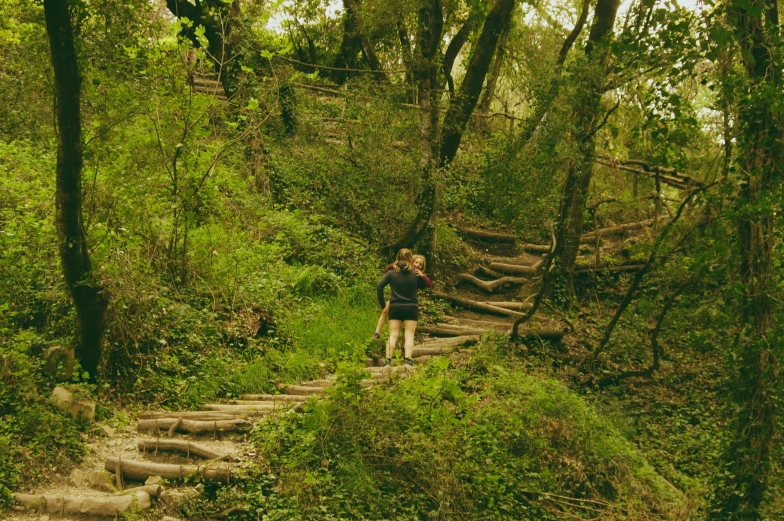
[0,331,86,506]
[241,336,684,520]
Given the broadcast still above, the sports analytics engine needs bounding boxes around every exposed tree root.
[488,261,540,275]
[458,273,529,292]
[580,218,666,242]
[433,291,526,317]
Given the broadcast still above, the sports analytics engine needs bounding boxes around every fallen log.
[574,263,645,274]
[418,325,490,337]
[432,291,526,318]
[139,410,238,421]
[458,273,529,293]
[521,243,551,254]
[580,219,661,242]
[488,262,538,276]
[411,345,458,357]
[137,439,224,460]
[416,334,481,346]
[200,404,275,415]
[106,457,231,484]
[15,491,151,516]
[229,399,304,407]
[457,227,515,243]
[441,317,514,330]
[137,418,251,435]
[299,379,335,387]
[279,384,328,396]
[420,324,567,340]
[114,484,162,498]
[237,394,308,402]
[480,301,534,310]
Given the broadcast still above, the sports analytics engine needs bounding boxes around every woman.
[376,249,432,367]
[373,254,432,340]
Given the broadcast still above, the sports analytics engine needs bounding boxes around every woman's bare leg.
[387,319,402,360]
[375,302,390,337]
[403,320,417,360]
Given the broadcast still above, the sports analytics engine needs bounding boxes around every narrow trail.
[9,220,657,519]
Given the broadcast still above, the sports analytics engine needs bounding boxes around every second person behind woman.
[376,249,432,367]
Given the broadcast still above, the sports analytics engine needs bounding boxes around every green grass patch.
[214,334,687,520]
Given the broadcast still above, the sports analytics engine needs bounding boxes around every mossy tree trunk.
[439,0,517,167]
[552,0,620,301]
[44,0,108,382]
[709,0,782,518]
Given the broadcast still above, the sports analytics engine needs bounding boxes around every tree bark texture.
[442,16,475,94]
[710,1,782,518]
[552,0,620,299]
[440,0,516,167]
[44,0,108,382]
[477,17,512,123]
[382,0,443,253]
[343,0,388,82]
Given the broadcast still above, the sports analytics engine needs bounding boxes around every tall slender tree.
[552,0,621,300]
[44,0,108,381]
[709,0,783,518]
[385,0,517,253]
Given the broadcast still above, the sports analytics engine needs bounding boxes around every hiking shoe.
[383,358,391,368]
[373,332,381,341]
[404,358,413,367]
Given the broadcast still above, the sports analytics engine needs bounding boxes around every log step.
[139,410,238,421]
[15,491,151,517]
[106,457,231,483]
[137,439,225,460]
[279,384,328,396]
[137,417,252,434]
[457,226,516,243]
[433,291,526,318]
[201,404,276,415]
[237,394,310,402]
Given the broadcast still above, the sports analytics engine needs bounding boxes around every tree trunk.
[44,0,108,382]
[382,0,443,253]
[334,0,362,83]
[710,2,782,517]
[476,18,512,126]
[442,16,474,95]
[439,0,516,167]
[552,0,620,300]
[343,0,388,82]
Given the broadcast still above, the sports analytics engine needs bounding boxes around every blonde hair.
[394,248,414,271]
[412,254,426,272]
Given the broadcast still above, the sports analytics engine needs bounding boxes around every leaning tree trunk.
[382,0,443,254]
[709,1,782,518]
[439,0,517,167]
[552,0,620,300]
[476,17,512,128]
[44,0,108,381]
[442,16,474,95]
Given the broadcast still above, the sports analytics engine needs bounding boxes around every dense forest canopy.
[1,0,782,519]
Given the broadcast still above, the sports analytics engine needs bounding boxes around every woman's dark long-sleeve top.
[377,266,431,309]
